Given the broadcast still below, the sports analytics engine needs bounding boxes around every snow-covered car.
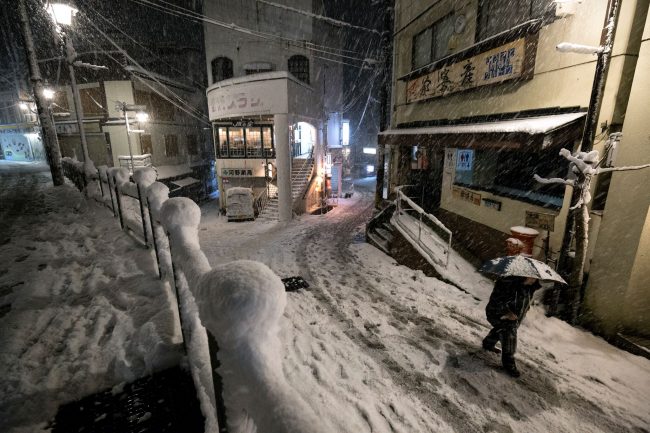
[226,187,255,221]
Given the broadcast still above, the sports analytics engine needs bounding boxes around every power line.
[256,0,382,35]
[73,17,210,125]
[127,0,372,66]
[81,1,205,91]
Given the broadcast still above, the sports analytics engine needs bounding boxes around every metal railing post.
[97,168,104,200]
[147,197,162,279]
[114,174,124,230]
[166,233,187,355]
[137,183,149,246]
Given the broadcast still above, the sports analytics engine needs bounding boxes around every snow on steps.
[259,158,314,221]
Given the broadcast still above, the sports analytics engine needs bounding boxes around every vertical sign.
[456,149,473,171]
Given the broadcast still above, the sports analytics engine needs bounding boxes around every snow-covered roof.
[171,177,200,188]
[379,113,586,136]
[155,163,192,180]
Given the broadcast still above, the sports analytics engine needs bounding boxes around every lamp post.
[117,102,148,173]
[17,0,64,185]
[46,3,92,164]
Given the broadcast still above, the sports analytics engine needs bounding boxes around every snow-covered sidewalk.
[0,164,182,432]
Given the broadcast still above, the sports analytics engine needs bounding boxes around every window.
[80,87,103,117]
[262,127,274,157]
[211,56,233,84]
[288,55,309,84]
[165,134,179,157]
[187,134,198,155]
[453,148,566,208]
[412,14,454,69]
[135,90,174,121]
[228,127,244,157]
[217,127,228,157]
[477,0,553,41]
[245,128,262,157]
[141,134,153,155]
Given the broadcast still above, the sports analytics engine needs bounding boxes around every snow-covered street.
[1,165,649,433]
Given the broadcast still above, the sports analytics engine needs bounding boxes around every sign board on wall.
[444,148,456,174]
[406,37,530,103]
[207,76,288,119]
[525,211,556,231]
[455,149,473,171]
[452,186,481,206]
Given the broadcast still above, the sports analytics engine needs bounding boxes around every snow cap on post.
[83,160,97,177]
[194,260,287,345]
[146,182,169,217]
[111,167,131,186]
[160,197,201,231]
[133,167,157,189]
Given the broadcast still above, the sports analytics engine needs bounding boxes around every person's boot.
[482,329,501,353]
[503,359,520,378]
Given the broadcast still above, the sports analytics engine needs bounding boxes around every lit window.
[363,147,377,155]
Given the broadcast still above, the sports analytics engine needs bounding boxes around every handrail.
[254,187,269,217]
[393,185,452,268]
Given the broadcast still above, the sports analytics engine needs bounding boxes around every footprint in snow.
[15,254,29,263]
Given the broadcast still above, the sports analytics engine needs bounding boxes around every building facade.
[379,0,649,338]
[203,0,344,220]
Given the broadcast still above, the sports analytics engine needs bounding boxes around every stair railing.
[394,185,452,268]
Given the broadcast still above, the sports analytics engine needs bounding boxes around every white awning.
[379,112,586,136]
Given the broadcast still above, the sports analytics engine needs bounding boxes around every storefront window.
[246,128,262,157]
[453,148,566,208]
[262,127,274,157]
[228,128,245,157]
[218,127,228,157]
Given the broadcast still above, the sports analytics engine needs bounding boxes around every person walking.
[482,276,541,378]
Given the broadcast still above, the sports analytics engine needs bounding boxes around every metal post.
[97,168,104,200]
[114,174,124,230]
[65,34,90,163]
[147,197,163,279]
[205,332,229,432]
[107,170,117,216]
[167,234,187,354]
[137,183,149,246]
[17,0,64,185]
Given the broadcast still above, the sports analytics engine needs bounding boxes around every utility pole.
[552,0,620,322]
[64,35,91,163]
[18,0,64,185]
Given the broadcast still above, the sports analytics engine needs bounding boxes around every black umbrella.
[479,255,567,284]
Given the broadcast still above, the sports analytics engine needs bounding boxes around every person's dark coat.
[485,276,541,326]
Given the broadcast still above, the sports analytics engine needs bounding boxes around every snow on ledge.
[379,112,586,136]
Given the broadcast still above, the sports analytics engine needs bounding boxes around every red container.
[510,226,540,256]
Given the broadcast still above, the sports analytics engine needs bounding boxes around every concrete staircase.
[258,159,313,221]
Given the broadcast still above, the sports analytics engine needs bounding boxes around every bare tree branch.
[533,174,574,186]
[596,163,650,174]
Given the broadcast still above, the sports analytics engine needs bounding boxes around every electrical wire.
[79,11,208,121]
[72,20,210,125]
[81,1,205,91]
[127,0,371,65]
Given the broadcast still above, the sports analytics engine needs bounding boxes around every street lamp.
[116,102,149,173]
[46,3,91,164]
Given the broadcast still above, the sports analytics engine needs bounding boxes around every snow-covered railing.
[393,185,452,268]
[65,163,325,432]
[143,168,323,433]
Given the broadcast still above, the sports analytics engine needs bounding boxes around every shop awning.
[380,112,586,136]
[378,112,586,149]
